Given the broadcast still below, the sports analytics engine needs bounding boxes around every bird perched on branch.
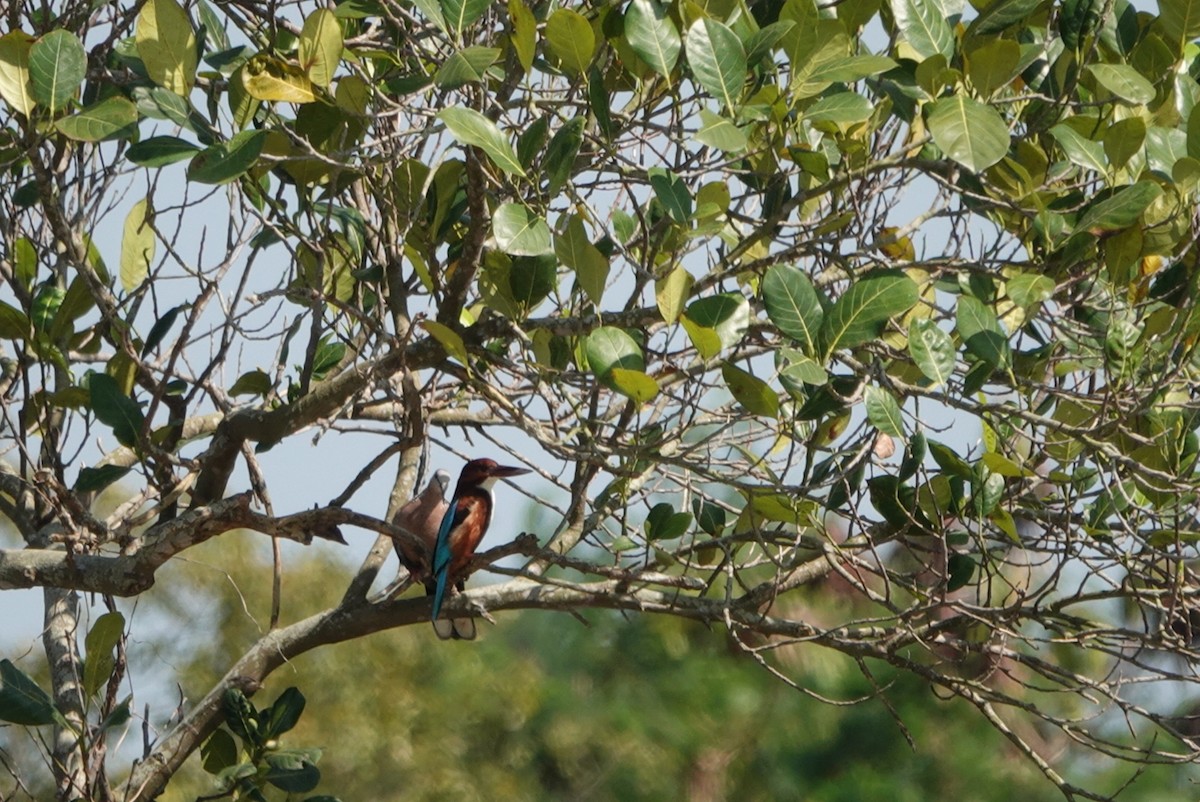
[431,458,531,640]
[391,469,451,581]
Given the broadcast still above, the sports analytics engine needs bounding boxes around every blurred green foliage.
[140,535,1187,802]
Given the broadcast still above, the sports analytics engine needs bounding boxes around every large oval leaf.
[682,293,750,359]
[0,32,35,116]
[186,129,266,184]
[908,318,955,387]
[546,8,595,75]
[136,0,198,96]
[889,0,953,59]
[55,96,138,142]
[926,94,1010,172]
[586,326,645,378]
[299,8,343,88]
[494,203,553,256]
[686,18,746,110]
[439,106,526,177]
[121,198,155,292]
[820,272,919,355]
[625,0,681,80]
[440,0,489,33]
[29,29,86,112]
[242,54,316,103]
[762,264,823,356]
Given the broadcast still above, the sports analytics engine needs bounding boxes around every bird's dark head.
[458,458,530,489]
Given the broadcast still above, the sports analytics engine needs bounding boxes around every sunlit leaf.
[55,96,138,142]
[656,267,694,323]
[187,130,266,185]
[625,0,681,80]
[0,32,36,116]
[136,0,198,96]
[889,0,953,58]
[762,264,823,356]
[686,18,746,110]
[926,94,1010,172]
[555,215,608,303]
[439,106,526,177]
[546,8,594,74]
[242,54,316,103]
[820,272,919,355]
[299,8,343,87]
[1087,64,1155,105]
[121,199,155,292]
[682,293,751,359]
[722,362,779,417]
[494,203,553,256]
[864,385,905,437]
[29,29,86,112]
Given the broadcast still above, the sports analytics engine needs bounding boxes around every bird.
[391,469,451,581]
[430,458,531,640]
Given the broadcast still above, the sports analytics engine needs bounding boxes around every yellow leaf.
[0,31,35,116]
[136,0,198,96]
[120,199,155,293]
[242,54,316,104]
[419,320,469,366]
[299,8,343,88]
[655,267,694,323]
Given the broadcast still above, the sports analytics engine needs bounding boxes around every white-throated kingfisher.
[431,458,530,640]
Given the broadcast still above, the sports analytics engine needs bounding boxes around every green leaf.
[440,0,489,33]
[230,369,271,397]
[646,503,692,540]
[543,117,585,194]
[546,8,594,75]
[202,729,239,775]
[967,39,1021,96]
[509,0,536,73]
[889,0,953,58]
[0,301,31,342]
[494,203,553,256]
[586,327,645,382]
[55,96,138,142]
[186,129,266,185]
[1006,273,1055,308]
[946,552,975,591]
[121,198,155,293]
[263,687,306,740]
[682,293,750,359]
[264,750,321,793]
[694,108,747,152]
[609,367,660,402]
[762,264,823,356]
[439,107,526,177]
[435,46,500,89]
[29,29,86,112]
[656,266,694,323]
[820,272,919,355]
[83,612,125,699]
[1159,0,1200,47]
[807,54,897,84]
[625,0,681,80]
[299,8,343,87]
[0,31,36,116]
[685,18,746,110]
[956,295,1010,370]
[864,385,905,437]
[0,660,57,726]
[1087,64,1155,105]
[968,0,1048,34]
[555,215,609,303]
[1076,182,1163,235]
[1104,117,1146,170]
[648,167,692,224]
[908,318,955,386]
[722,362,779,417]
[89,372,145,447]
[925,94,1010,172]
[1050,123,1106,173]
[75,464,132,493]
[126,136,201,167]
[805,92,872,128]
[136,0,198,96]
[311,337,346,379]
[141,303,186,356]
